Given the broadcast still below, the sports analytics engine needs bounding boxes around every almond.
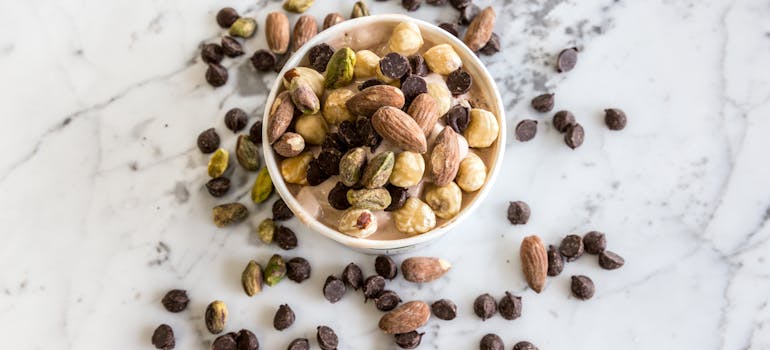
[291,15,317,52]
[401,257,451,283]
[267,91,295,144]
[378,301,430,334]
[520,235,548,293]
[407,93,440,136]
[372,106,427,154]
[429,126,460,186]
[266,12,290,54]
[464,7,496,52]
[346,85,405,117]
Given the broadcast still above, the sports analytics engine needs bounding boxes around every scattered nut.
[208,148,229,178]
[292,15,317,52]
[401,257,451,282]
[241,260,263,296]
[284,0,314,13]
[268,91,296,144]
[520,235,548,293]
[378,301,430,334]
[351,1,370,18]
[464,7,496,51]
[323,12,345,30]
[205,300,228,334]
[229,18,257,38]
[266,12,290,54]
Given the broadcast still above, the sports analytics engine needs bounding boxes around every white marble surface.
[1,0,769,349]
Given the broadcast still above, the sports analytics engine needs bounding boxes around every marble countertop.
[2,0,769,348]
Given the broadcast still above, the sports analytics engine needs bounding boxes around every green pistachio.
[324,47,356,89]
[257,218,276,244]
[264,254,287,286]
[236,135,260,171]
[207,148,229,178]
[251,167,273,203]
[229,18,257,38]
[347,188,392,210]
[361,151,394,189]
[283,0,314,13]
[351,1,370,18]
[339,147,367,187]
[205,300,228,334]
[241,260,263,297]
[212,203,249,227]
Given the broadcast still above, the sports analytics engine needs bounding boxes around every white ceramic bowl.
[263,14,506,254]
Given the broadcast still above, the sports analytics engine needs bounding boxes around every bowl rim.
[262,14,507,251]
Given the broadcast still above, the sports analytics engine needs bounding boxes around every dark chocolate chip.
[286,257,312,283]
[249,121,262,144]
[206,177,231,197]
[272,198,294,221]
[384,184,409,212]
[427,0,447,4]
[599,251,625,270]
[408,54,430,76]
[379,52,410,80]
[479,333,504,350]
[161,289,189,313]
[308,43,335,72]
[355,116,381,151]
[151,324,175,350]
[513,341,539,350]
[251,49,276,72]
[401,75,428,103]
[498,292,522,320]
[507,201,530,225]
[570,275,595,300]
[479,33,500,55]
[559,234,584,262]
[444,104,470,133]
[446,69,472,96]
[197,128,220,153]
[316,325,339,350]
[236,329,259,350]
[224,108,248,132]
[317,148,342,176]
[374,290,402,311]
[395,331,424,349]
[212,333,237,350]
[552,110,576,133]
[515,119,538,142]
[323,275,346,303]
[583,231,606,254]
[375,255,398,280]
[273,304,296,330]
[474,293,497,321]
[438,22,460,37]
[274,226,298,250]
[363,275,386,301]
[402,0,422,11]
[221,36,244,57]
[564,123,584,149]
[557,47,578,73]
[459,4,480,25]
[604,108,627,130]
[202,43,224,64]
[547,245,564,277]
[359,78,385,90]
[328,182,352,210]
[274,53,291,73]
[206,63,228,87]
[342,263,364,290]
[287,338,309,350]
[431,299,457,320]
[449,0,471,10]
[216,7,240,28]
[531,93,555,113]
[307,159,330,186]
[338,120,364,148]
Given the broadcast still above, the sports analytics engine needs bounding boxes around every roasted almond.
[291,15,317,52]
[407,93,440,136]
[323,12,345,30]
[401,257,451,283]
[266,12,290,54]
[429,126,460,186]
[520,235,548,293]
[372,106,427,154]
[378,301,430,334]
[346,85,405,117]
[464,7,496,52]
[268,91,295,144]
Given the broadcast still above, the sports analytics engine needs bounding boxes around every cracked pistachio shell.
[257,218,276,244]
[361,151,395,189]
[236,135,260,171]
[212,203,249,227]
[290,78,321,115]
[251,167,273,203]
[351,1,370,18]
[283,67,325,97]
[264,254,287,286]
[242,260,263,296]
[339,147,367,187]
[205,300,228,334]
[347,188,392,210]
[208,148,229,178]
[283,0,314,13]
[324,47,357,89]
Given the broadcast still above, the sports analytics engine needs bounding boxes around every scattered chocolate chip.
[308,43,335,72]
[197,128,220,153]
[236,329,259,350]
[599,251,625,270]
[459,4,480,25]
[328,182,352,210]
[317,148,342,176]
[474,293,497,321]
[531,93,555,113]
[498,292,522,320]
[408,54,430,76]
[224,108,248,132]
[274,226,298,250]
[438,22,460,37]
[274,53,291,73]
[571,275,595,300]
[557,47,578,73]
[395,331,424,349]
[379,52,411,80]
[202,43,224,64]
[449,0,471,10]
[221,36,244,57]
[479,333,504,350]
[385,184,409,211]
[151,324,175,350]
[273,304,296,330]
[216,7,240,28]
[287,338,309,350]
[444,104,470,133]
[251,49,276,72]
[513,341,539,350]
[447,69,472,96]
[272,199,294,221]
[507,201,531,225]
[359,78,385,90]
[363,275,386,301]
[161,289,189,313]
[552,110,576,133]
[249,121,262,144]
[286,257,312,283]
[205,177,230,197]
[604,108,627,130]
[342,262,364,290]
[431,299,457,320]
[479,33,500,55]
[564,123,584,149]
[317,326,339,350]
[515,120,538,142]
[401,75,428,104]
[374,290,402,311]
[206,63,228,87]
[559,234,584,262]
[307,159,330,186]
[402,0,422,11]
[547,245,564,277]
[375,255,398,280]
[211,333,237,350]
[583,231,606,254]
[323,275,346,303]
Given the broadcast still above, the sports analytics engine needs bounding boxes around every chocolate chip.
[236,329,259,350]
[224,108,248,132]
[286,257,312,283]
[507,201,530,225]
[249,121,262,144]
[513,341,539,350]
[356,116,381,151]
[531,93,554,113]
[287,338,309,350]
[221,36,244,57]
[479,33,500,55]
[323,275,346,303]
[359,78,385,90]
[427,0,447,4]
[363,275,386,301]
[342,262,364,290]
[402,0,422,11]
[317,148,342,176]
[273,304,296,330]
[385,184,409,211]
[272,198,294,221]
[446,68,472,96]
[251,49,276,72]
[151,324,175,350]
[444,104,470,133]
[557,47,578,72]
[474,293,497,320]
[515,120,538,142]
[438,22,460,37]
[559,234,584,262]
[322,133,347,152]
[583,231,606,254]
[547,245,564,277]
[599,251,625,270]
[564,123,584,149]
[459,4,480,25]
[552,110,576,133]
[274,226,297,250]
[338,120,363,147]
[161,289,189,313]
[379,52,410,80]
[328,182,352,210]
[374,290,402,311]
[401,75,428,103]
[604,108,627,130]
[212,333,237,350]
[450,0,471,9]
[307,159,330,186]
[571,275,595,300]
[395,331,424,349]
[479,333,504,350]
[317,326,339,350]
[206,63,228,87]
[498,292,522,320]
[216,7,240,28]
[375,255,398,280]
[197,128,220,153]
[274,53,291,73]
[408,54,430,76]
[202,43,224,64]
[206,177,231,197]
[431,299,457,320]
[308,43,335,72]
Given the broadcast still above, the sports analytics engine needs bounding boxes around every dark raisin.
[161,289,189,313]
[272,198,294,221]
[206,177,231,197]
[317,148,342,176]
[322,132,347,152]
[224,108,248,132]
[273,304,296,330]
[356,116,381,151]
[338,120,363,147]
[286,257,312,283]
[308,43,335,72]
[307,159,330,186]
[248,121,262,144]
[328,182,352,210]
[438,22,460,37]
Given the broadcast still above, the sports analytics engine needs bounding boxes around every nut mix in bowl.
[263,14,505,252]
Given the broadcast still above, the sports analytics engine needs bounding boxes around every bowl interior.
[262,14,506,253]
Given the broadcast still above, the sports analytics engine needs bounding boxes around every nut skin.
[273,132,306,158]
[464,108,499,148]
[323,88,356,124]
[339,147,368,187]
[393,197,436,235]
[361,151,395,189]
[281,152,313,185]
[229,18,257,38]
[283,67,325,97]
[323,12,345,30]
[268,91,296,144]
[427,82,452,116]
[378,301,430,334]
[241,260,263,296]
[430,126,461,186]
[205,300,228,334]
[389,151,425,187]
[346,85,406,117]
[401,257,451,283]
[464,7,496,51]
[208,148,229,178]
[407,93,440,136]
[424,182,462,219]
[423,44,462,75]
[347,188,392,210]
[292,15,318,52]
[389,22,424,56]
[372,106,428,154]
[251,167,273,203]
[354,50,381,78]
[290,78,321,115]
[294,113,328,144]
[283,0,314,13]
[338,208,378,237]
[520,235,548,293]
[455,152,487,192]
[266,12,290,54]
[324,47,357,89]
